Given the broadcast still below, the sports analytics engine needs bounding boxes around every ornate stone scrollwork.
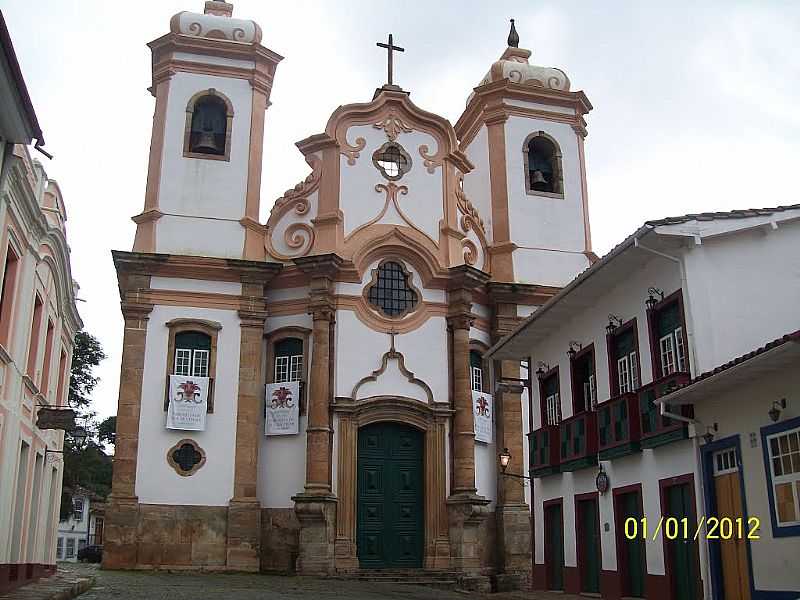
[373,111,412,141]
[266,155,322,260]
[418,144,441,174]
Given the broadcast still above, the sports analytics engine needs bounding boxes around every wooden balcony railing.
[559,411,597,472]
[529,425,560,477]
[639,371,693,449]
[597,392,641,460]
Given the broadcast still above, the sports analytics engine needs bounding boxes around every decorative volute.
[169,1,262,44]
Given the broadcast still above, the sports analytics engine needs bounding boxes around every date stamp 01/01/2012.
[624,516,761,541]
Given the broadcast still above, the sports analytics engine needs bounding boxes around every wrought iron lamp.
[769,398,787,423]
[498,448,531,481]
[606,314,623,335]
[567,341,582,359]
[702,422,718,445]
[645,287,665,311]
[535,362,550,378]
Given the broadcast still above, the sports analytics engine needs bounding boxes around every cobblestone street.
[28,564,579,600]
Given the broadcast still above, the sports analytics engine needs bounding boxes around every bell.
[531,170,547,185]
[193,131,221,154]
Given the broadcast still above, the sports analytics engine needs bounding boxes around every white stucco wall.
[339,126,443,244]
[681,220,800,373]
[693,368,800,593]
[136,304,240,505]
[462,124,493,242]
[155,71,253,257]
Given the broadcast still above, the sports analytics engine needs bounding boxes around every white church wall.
[136,304,240,506]
[266,286,310,303]
[156,71,253,257]
[150,276,242,295]
[475,437,497,509]
[680,220,800,374]
[461,124,493,242]
[504,112,590,286]
[339,125,443,243]
[334,310,448,403]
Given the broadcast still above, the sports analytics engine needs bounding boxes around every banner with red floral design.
[265,381,300,436]
[472,390,493,444]
[166,375,209,431]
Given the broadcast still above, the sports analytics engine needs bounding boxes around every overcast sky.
[3,1,798,419]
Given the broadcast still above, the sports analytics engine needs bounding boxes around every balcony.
[597,392,641,460]
[639,372,692,449]
[559,411,597,472]
[529,425,560,477]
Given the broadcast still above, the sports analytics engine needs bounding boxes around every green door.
[618,491,646,597]
[357,422,424,569]
[578,499,601,593]
[545,504,564,590]
[665,483,699,600]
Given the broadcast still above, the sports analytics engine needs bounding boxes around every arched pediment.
[324,88,472,174]
[349,227,447,287]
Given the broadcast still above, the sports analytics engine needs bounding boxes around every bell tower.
[455,20,594,287]
[132,0,282,260]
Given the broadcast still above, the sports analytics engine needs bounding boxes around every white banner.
[166,375,209,431]
[472,390,493,444]
[265,381,300,436]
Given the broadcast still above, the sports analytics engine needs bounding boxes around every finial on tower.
[507,19,519,48]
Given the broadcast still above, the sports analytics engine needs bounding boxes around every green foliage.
[98,416,116,447]
[58,440,112,520]
[68,331,107,410]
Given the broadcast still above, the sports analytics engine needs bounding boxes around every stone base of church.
[226,499,261,572]
[446,493,492,573]
[292,493,338,575]
[495,503,533,580]
[260,508,300,573]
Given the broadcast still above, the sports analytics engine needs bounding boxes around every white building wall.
[136,304,240,505]
[461,125,493,242]
[681,221,800,373]
[155,71,254,258]
[339,126,443,244]
[693,369,800,593]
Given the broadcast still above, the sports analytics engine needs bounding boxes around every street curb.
[48,575,95,600]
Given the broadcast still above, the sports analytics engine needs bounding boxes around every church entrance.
[356,422,424,569]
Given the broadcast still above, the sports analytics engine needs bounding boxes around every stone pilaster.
[104,273,152,570]
[447,265,491,574]
[227,281,269,571]
[489,286,533,586]
[292,254,342,575]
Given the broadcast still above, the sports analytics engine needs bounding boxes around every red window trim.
[646,289,689,380]
[605,317,642,397]
[570,343,595,415]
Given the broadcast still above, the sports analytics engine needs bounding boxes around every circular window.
[373,142,412,181]
[167,439,206,476]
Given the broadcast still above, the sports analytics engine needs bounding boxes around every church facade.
[105,0,595,584]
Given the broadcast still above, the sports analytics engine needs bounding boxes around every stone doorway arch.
[333,397,452,571]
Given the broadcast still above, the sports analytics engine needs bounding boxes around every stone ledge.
[0,566,95,600]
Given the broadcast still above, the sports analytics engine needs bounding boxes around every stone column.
[104,273,152,569]
[446,266,490,576]
[292,254,342,575]
[227,280,269,572]
[490,287,532,589]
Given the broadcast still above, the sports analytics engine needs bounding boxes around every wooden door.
[616,491,646,597]
[713,448,751,600]
[357,422,424,569]
[544,503,564,590]
[578,498,601,593]
[665,482,700,600]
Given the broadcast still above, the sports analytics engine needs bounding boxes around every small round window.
[373,142,412,181]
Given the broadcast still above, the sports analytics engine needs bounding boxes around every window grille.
[367,261,418,317]
[767,427,800,526]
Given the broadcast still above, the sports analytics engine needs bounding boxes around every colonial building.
[104,1,595,586]
[487,207,800,599]
[0,10,83,593]
[56,487,100,562]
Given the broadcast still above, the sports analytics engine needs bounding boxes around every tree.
[98,415,116,447]
[59,329,110,518]
[68,330,107,411]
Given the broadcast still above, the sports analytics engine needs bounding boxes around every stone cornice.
[447,264,491,292]
[487,281,560,307]
[112,250,282,285]
[292,253,344,279]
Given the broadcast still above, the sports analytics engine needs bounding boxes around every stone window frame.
[372,140,413,181]
[523,131,564,199]
[166,438,207,477]
[265,326,311,415]
[164,318,222,413]
[182,88,235,162]
[363,258,422,320]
